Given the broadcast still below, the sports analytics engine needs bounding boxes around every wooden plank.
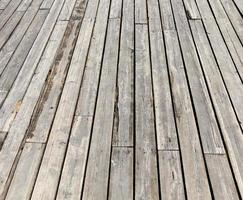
[0,0,22,30]
[112,0,134,147]
[17,0,33,11]
[5,143,44,200]
[40,0,55,9]
[56,1,113,197]
[0,11,25,49]
[135,24,160,200]
[135,0,147,23]
[164,29,211,200]
[183,0,201,19]
[206,155,240,200]
[81,18,120,200]
[233,0,243,15]
[148,0,178,150]
[0,0,66,132]
[26,21,83,143]
[195,0,243,131]
[171,0,224,154]
[0,0,11,9]
[0,20,67,199]
[30,18,94,200]
[159,0,175,30]
[208,0,243,80]
[220,0,243,44]
[0,0,48,74]
[108,148,133,200]
[190,19,243,197]
[0,10,48,104]
[159,151,185,200]
[58,0,77,21]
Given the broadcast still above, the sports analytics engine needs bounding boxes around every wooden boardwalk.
[0,0,242,199]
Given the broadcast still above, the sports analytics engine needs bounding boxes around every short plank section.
[159,151,185,200]
[108,148,133,200]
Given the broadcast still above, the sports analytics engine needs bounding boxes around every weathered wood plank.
[148,0,178,150]
[135,0,147,23]
[58,0,77,21]
[159,0,175,30]
[0,0,48,74]
[40,0,55,9]
[0,20,67,199]
[195,0,243,132]
[5,143,44,200]
[0,0,66,132]
[183,0,201,19]
[208,0,243,80]
[159,151,185,200]
[112,0,134,147]
[164,29,211,200]
[190,19,243,197]
[81,18,120,200]
[26,22,82,143]
[108,148,133,200]
[220,0,243,44]
[0,10,48,104]
[0,11,24,49]
[171,0,224,154]
[135,24,160,200]
[206,155,240,200]
[57,0,112,197]
[0,0,22,30]
[233,0,243,15]
[0,0,11,9]
[30,18,93,200]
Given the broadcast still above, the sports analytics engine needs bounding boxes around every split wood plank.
[190,19,243,197]
[164,29,212,200]
[0,10,48,104]
[220,0,243,44]
[81,18,120,200]
[171,0,225,154]
[148,0,178,150]
[195,0,243,131]
[0,0,66,132]
[135,24,160,200]
[183,0,201,19]
[112,0,134,147]
[158,151,185,200]
[108,148,133,200]
[0,20,67,199]
[56,1,115,198]
[30,18,94,200]
[5,143,45,200]
[0,0,48,75]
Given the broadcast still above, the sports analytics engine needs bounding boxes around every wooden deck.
[0,0,242,199]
